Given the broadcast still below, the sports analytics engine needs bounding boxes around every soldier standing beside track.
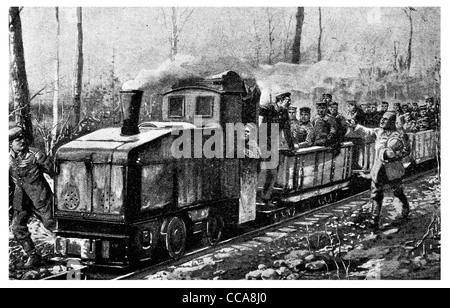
[347,112,411,229]
[9,126,55,269]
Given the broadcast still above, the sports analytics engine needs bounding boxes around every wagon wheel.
[333,191,339,202]
[165,217,187,259]
[288,206,297,217]
[206,215,225,246]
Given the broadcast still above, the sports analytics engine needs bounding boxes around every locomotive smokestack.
[119,90,143,136]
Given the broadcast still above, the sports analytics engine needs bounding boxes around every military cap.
[322,94,332,100]
[346,100,357,106]
[329,101,338,107]
[9,126,23,142]
[316,101,327,107]
[275,91,291,100]
[381,101,389,105]
[288,106,298,111]
[299,107,311,113]
[419,104,428,111]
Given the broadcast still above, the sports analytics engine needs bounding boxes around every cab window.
[168,96,185,118]
[195,96,214,117]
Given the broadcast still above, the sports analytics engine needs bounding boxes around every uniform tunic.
[9,147,55,248]
[259,104,293,150]
[312,114,338,147]
[259,103,292,202]
[347,124,411,220]
[349,125,410,183]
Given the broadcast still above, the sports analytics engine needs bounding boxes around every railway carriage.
[53,70,440,267]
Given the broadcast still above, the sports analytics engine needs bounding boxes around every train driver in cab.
[346,112,411,230]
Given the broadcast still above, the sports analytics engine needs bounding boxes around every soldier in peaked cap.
[347,100,366,126]
[410,102,419,121]
[9,126,55,269]
[416,104,431,131]
[347,112,411,229]
[360,102,369,114]
[313,101,339,149]
[259,91,294,206]
[293,107,315,149]
[393,102,405,130]
[288,106,303,146]
[365,101,381,127]
[328,101,348,142]
[322,94,333,106]
[425,97,438,130]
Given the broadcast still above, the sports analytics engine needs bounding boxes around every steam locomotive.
[53,71,439,267]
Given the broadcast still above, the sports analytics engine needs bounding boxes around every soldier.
[425,97,437,130]
[393,102,405,130]
[287,106,303,146]
[381,101,389,114]
[416,105,431,131]
[328,101,348,142]
[259,91,293,206]
[9,126,55,268]
[322,93,333,107]
[410,102,419,121]
[295,107,315,149]
[401,103,410,115]
[365,101,380,127]
[243,123,261,159]
[371,102,383,127]
[313,101,339,148]
[347,112,411,229]
[259,91,293,150]
[360,102,369,114]
[347,100,366,126]
[402,112,417,133]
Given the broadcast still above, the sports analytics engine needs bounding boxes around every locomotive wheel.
[165,217,187,259]
[206,215,225,246]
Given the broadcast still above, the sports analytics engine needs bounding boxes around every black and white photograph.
[4,0,446,289]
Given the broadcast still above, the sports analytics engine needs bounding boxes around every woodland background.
[8,6,441,153]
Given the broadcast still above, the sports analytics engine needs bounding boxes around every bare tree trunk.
[393,41,399,72]
[9,7,34,145]
[406,8,414,72]
[318,7,323,62]
[292,7,304,64]
[161,8,194,61]
[266,8,277,65]
[253,19,262,66]
[111,48,117,125]
[51,7,60,149]
[72,7,83,129]
[171,7,178,61]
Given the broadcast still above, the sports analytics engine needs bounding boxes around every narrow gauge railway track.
[85,166,437,281]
